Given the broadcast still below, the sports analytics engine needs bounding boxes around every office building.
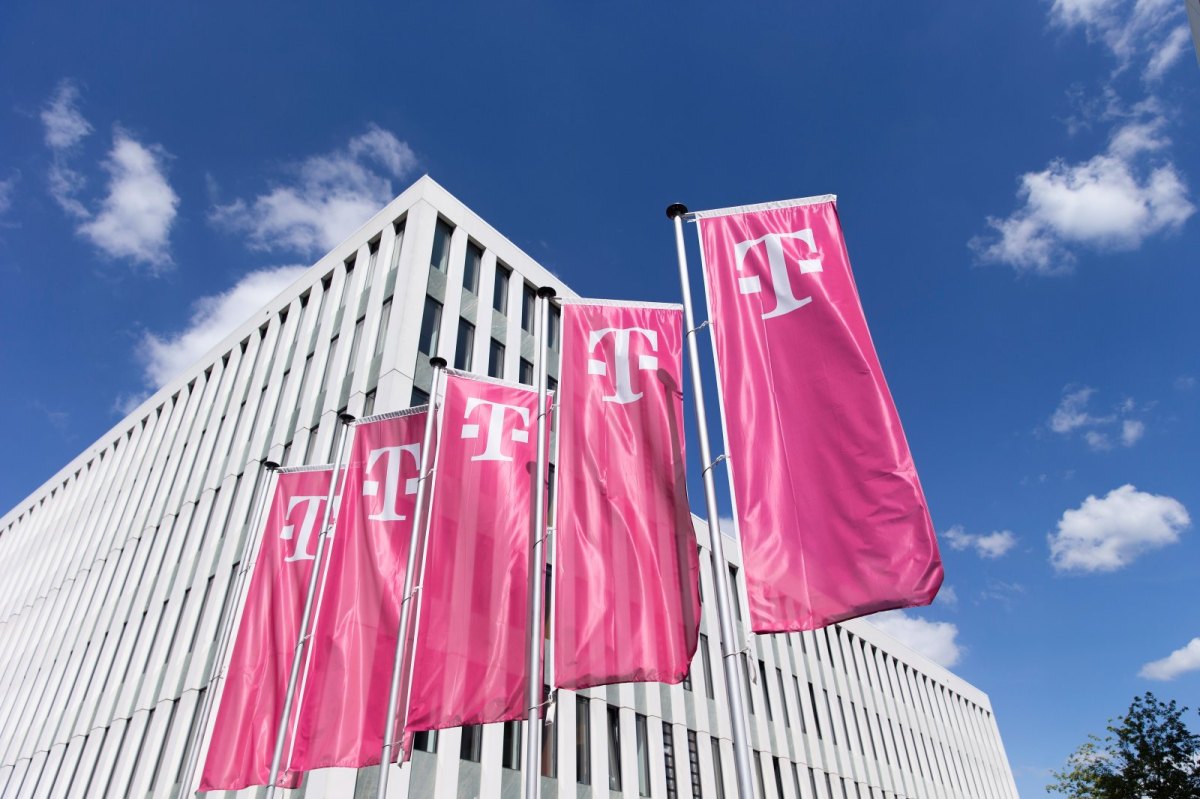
[0,177,1019,798]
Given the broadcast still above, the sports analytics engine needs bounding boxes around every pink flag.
[200,466,332,792]
[405,372,542,731]
[695,196,942,633]
[554,300,700,690]
[289,408,429,771]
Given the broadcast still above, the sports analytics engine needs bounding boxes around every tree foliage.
[1049,692,1200,798]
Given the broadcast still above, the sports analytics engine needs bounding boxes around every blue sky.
[1,2,1198,794]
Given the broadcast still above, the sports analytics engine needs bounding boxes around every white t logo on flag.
[363,444,422,521]
[587,327,659,404]
[735,228,823,319]
[281,495,327,563]
[461,398,532,462]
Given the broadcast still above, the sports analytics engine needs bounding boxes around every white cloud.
[135,265,307,388]
[1121,419,1145,446]
[869,610,962,668]
[1048,484,1190,573]
[1048,385,1146,450]
[1139,638,1200,681]
[41,80,92,150]
[211,125,417,256]
[1050,0,1187,80]
[942,525,1017,559]
[41,80,92,218]
[934,585,959,609]
[112,391,150,416]
[78,131,179,270]
[973,117,1193,274]
[0,174,17,216]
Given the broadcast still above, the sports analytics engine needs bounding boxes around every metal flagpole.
[175,459,279,799]
[266,412,355,797]
[522,285,557,799]
[667,203,757,799]
[376,357,447,799]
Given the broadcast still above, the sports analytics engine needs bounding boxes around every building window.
[502,720,522,770]
[519,357,534,385]
[777,669,790,727]
[607,706,623,791]
[759,660,773,721]
[455,319,475,371]
[363,390,376,417]
[810,684,823,739]
[682,666,692,692]
[663,722,679,799]
[635,714,651,797]
[711,738,725,799]
[411,387,430,407]
[521,282,537,333]
[460,724,482,762]
[773,758,786,799]
[463,241,483,294]
[431,219,453,273]
[488,339,506,379]
[577,696,591,785]
[728,565,741,620]
[742,656,754,715]
[413,730,437,753]
[541,685,557,778]
[700,634,714,699]
[493,263,511,314]
[549,303,562,350]
[418,296,442,357]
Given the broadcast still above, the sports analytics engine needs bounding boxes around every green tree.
[1049,692,1200,798]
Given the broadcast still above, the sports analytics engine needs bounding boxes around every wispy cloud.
[211,125,418,255]
[41,80,92,218]
[1048,385,1146,451]
[1048,484,1190,573]
[1139,637,1200,681]
[132,265,307,391]
[972,1,1194,274]
[40,81,180,269]
[868,610,962,668]
[943,525,1017,559]
[79,131,179,271]
[0,173,17,217]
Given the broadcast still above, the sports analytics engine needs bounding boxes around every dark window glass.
[635,715,651,797]
[608,707,623,790]
[521,283,537,333]
[493,263,511,314]
[519,357,534,385]
[431,219,453,273]
[413,730,438,753]
[759,661,773,721]
[502,721,522,770]
[711,738,725,799]
[548,304,562,349]
[411,387,430,408]
[460,724,482,762]
[701,634,714,699]
[728,565,741,619]
[455,319,475,371]
[489,339,506,379]
[576,697,591,785]
[463,241,483,294]
[662,722,678,799]
[418,296,442,356]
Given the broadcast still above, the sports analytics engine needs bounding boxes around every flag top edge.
[561,298,683,311]
[354,405,429,426]
[688,194,837,221]
[277,463,336,474]
[444,368,551,395]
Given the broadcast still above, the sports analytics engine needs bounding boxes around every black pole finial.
[537,286,557,299]
[429,356,448,370]
[666,203,689,219]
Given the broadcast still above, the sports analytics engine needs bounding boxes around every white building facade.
[0,177,1019,799]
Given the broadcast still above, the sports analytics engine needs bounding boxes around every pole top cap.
[665,203,689,219]
[263,460,281,471]
[337,412,357,425]
[537,286,557,299]
[429,356,448,369]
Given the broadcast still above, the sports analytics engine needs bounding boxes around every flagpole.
[266,412,355,797]
[522,285,556,799]
[375,358,447,799]
[667,203,757,799]
[175,459,279,799]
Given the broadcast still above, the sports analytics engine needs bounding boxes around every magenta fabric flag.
[404,372,542,731]
[289,408,429,771]
[554,300,700,690]
[695,196,942,633]
[199,466,333,792]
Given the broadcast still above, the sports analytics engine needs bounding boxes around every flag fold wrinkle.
[554,300,700,690]
[696,197,942,633]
